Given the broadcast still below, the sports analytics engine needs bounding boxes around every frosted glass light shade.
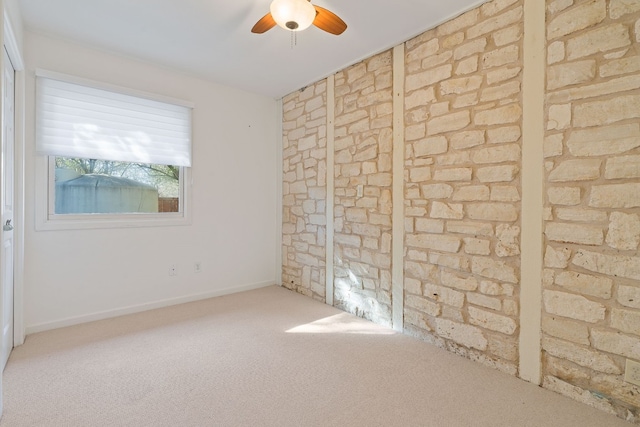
[270,0,316,31]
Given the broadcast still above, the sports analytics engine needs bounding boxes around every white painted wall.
[23,32,278,333]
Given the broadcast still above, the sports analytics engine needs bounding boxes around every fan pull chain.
[290,31,298,49]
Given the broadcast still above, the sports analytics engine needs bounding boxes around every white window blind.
[36,72,192,167]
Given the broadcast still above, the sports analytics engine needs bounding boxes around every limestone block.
[572,249,640,280]
[368,173,392,187]
[429,252,471,271]
[446,221,494,237]
[491,186,520,202]
[479,280,513,296]
[547,104,572,130]
[467,6,523,40]
[434,167,473,181]
[441,271,479,291]
[542,336,621,374]
[405,88,436,110]
[405,260,438,281]
[437,152,471,166]
[542,316,590,346]
[548,159,601,182]
[547,0,573,15]
[421,184,454,199]
[474,104,522,126]
[345,208,368,223]
[425,282,465,308]
[354,145,378,162]
[544,134,563,158]
[542,376,617,416]
[437,8,479,37]
[409,167,432,182]
[547,41,565,65]
[452,185,490,201]
[406,123,426,141]
[547,187,580,206]
[405,277,422,295]
[472,257,518,283]
[406,38,440,63]
[467,203,518,222]
[415,218,445,233]
[414,136,448,156]
[427,110,471,135]
[600,55,640,78]
[547,61,596,91]
[547,0,606,40]
[452,93,480,109]
[486,66,522,85]
[610,0,640,19]
[566,23,631,61]
[611,309,640,337]
[435,318,487,350]
[606,212,640,250]
[477,165,519,182]
[469,306,516,335]
[554,271,613,299]
[493,23,522,47]
[406,295,441,317]
[618,285,640,309]
[406,65,453,91]
[544,245,572,268]
[543,290,606,323]
[450,130,485,149]
[555,208,607,223]
[463,238,491,255]
[480,80,521,102]
[455,56,479,75]
[589,183,640,208]
[547,74,640,105]
[430,201,465,220]
[545,223,603,245]
[443,32,464,50]
[604,155,640,180]
[496,224,520,257]
[454,38,488,61]
[334,233,361,247]
[472,143,521,164]
[487,126,521,144]
[406,233,461,253]
[440,76,484,95]
[482,45,519,69]
[467,292,501,310]
[591,329,640,359]
[335,110,368,127]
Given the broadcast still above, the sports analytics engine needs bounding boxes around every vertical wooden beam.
[519,0,545,385]
[392,44,405,332]
[325,76,335,306]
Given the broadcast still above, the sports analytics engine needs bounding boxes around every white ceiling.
[17,0,485,99]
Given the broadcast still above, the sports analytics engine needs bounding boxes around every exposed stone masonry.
[542,0,640,421]
[282,81,327,301]
[280,0,640,423]
[333,51,394,326]
[402,0,523,376]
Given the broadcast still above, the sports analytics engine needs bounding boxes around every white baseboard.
[25,281,275,336]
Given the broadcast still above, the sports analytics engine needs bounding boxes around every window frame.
[34,71,193,231]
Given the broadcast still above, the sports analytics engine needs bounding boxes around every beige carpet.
[0,286,630,426]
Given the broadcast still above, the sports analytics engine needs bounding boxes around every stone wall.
[333,51,394,326]
[280,0,640,422]
[542,0,640,420]
[282,81,327,301]
[402,0,523,376]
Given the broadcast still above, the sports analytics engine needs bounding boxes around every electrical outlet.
[169,264,177,276]
[625,359,640,387]
[194,262,202,273]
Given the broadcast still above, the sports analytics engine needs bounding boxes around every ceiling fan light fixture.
[270,0,316,31]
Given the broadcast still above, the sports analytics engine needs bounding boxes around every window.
[35,70,193,230]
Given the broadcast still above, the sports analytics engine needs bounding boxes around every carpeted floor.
[0,286,631,426]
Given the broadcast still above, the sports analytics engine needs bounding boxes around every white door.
[0,46,15,372]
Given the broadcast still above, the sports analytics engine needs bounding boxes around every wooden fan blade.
[251,12,277,34]
[313,6,347,35]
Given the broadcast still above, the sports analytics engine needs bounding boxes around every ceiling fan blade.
[313,6,347,35]
[251,12,277,34]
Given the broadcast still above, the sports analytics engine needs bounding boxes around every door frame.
[3,9,24,347]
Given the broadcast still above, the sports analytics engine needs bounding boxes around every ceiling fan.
[251,0,347,35]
